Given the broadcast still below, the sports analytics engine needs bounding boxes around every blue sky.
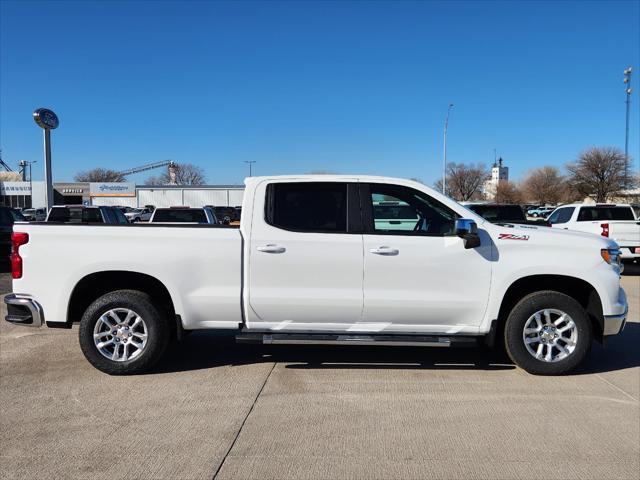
[1,0,638,186]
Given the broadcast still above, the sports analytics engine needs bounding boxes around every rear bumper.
[4,294,44,327]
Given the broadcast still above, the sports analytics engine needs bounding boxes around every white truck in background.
[5,175,628,376]
[548,203,640,262]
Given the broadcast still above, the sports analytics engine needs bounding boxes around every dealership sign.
[0,181,32,195]
[89,182,135,197]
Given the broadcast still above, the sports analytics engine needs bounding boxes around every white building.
[91,184,245,208]
[483,158,509,200]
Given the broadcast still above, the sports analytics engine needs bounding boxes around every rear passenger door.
[247,180,364,330]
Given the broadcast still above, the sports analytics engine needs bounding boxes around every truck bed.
[12,223,243,329]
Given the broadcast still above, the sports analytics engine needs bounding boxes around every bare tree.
[74,168,126,182]
[434,163,489,201]
[145,163,206,186]
[522,166,565,205]
[494,181,524,204]
[566,147,635,202]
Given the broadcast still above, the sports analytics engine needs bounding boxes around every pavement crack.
[212,361,276,479]
[595,372,639,403]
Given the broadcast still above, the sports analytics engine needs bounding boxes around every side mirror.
[455,219,481,249]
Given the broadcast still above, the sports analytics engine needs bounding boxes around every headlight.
[601,248,623,271]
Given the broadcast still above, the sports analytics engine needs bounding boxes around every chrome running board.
[236,332,479,347]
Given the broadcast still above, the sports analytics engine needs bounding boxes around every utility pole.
[244,160,256,177]
[442,103,454,195]
[19,160,37,207]
[623,67,633,186]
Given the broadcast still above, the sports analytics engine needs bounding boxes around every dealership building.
[0,180,245,209]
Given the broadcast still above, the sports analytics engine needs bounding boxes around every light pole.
[244,160,256,177]
[623,67,633,185]
[442,103,454,195]
[32,108,59,211]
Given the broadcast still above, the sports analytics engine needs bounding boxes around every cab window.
[265,182,348,233]
[548,207,574,225]
[366,184,459,236]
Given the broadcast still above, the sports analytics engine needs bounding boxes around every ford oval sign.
[33,108,59,130]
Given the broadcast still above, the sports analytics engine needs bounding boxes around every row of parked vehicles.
[119,205,241,224]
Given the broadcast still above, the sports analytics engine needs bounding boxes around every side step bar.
[235,332,478,347]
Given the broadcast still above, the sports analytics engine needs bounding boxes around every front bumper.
[4,294,44,327]
[603,307,628,336]
[602,286,628,336]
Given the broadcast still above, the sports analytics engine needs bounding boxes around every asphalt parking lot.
[1,271,638,480]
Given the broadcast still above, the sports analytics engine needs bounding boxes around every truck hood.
[489,222,617,249]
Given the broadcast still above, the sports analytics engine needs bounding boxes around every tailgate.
[609,221,640,243]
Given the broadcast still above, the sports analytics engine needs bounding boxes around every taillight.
[601,223,609,237]
[11,232,29,279]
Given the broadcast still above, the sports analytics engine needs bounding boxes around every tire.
[504,291,592,375]
[79,290,170,375]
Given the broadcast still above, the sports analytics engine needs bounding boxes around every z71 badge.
[498,233,530,240]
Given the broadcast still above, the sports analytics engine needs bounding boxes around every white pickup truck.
[5,176,628,375]
[548,203,640,262]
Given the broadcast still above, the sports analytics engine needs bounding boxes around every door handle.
[369,246,399,256]
[256,244,286,254]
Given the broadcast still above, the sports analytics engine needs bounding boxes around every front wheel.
[504,291,592,375]
[79,290,170,375]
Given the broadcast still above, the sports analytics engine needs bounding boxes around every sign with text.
[0,181,32,196]
[89,182,136,197]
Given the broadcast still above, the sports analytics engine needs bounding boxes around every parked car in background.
[6,175,628,376]
[46,206,129,224]
[548,203,640,262]
[527,206,555,218]
[464,203,532,225]
[0,206,26,271]
[122,207,152,223]
[149,206,218,224]
[22,208,47,222]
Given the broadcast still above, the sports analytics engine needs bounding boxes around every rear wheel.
[79,290,170,375]
[504,291,592,375]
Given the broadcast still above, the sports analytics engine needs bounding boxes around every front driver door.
[361,183,492,332]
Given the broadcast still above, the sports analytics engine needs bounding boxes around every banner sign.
[0,181,32,196]
[89,182,136,197]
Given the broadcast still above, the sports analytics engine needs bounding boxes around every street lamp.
[244,160,256,177]
[442,103,454,195]
[623,67,633,185]
[32,108,59,211]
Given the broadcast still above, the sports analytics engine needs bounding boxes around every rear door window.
[266,182,348,233]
